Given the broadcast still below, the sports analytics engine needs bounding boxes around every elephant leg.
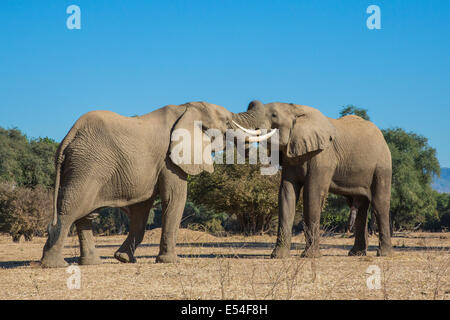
[156,164,187,263]
[40,214,75,268]
[114,199,154,263]
[301,187,324,258]
[41,181,100,268]
[75,216,102,265]
[301,168,333,258]
[372,201,393,256]
[348,198,370,256]
[372,189,392,256]
[370,168,393,256]
[271,167,301,259]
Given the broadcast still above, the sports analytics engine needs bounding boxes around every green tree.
[383,128,440,230]
[22,137,59,187]
[180,201,228,234]
[435,192,450,229]
[321,194,350,232]
[0,128,29,185]
[0,128,58,188]
[426,191,450,230]
[188,150,285,235]
[339,105,370,120]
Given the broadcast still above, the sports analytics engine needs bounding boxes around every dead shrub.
[0,183,53,242]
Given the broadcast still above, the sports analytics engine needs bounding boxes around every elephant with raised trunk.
[40,101,274,268]
[236,101,393,258]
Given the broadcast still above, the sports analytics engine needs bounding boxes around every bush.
[188,153,285,235]
[147,199,228,235]
[0,183,53,241]
[92,208,129,235]
[425,191,450,231]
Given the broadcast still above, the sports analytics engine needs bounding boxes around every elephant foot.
[376,247,393,257]
[40,256,69,268]
[270,247,291,259]
[79,254,102,265]
[156,254,179,263]
[348,248,367,256]
[114,251,137,263]
[300,249,321,258]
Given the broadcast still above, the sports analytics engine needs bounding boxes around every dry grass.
[0,229,449,300]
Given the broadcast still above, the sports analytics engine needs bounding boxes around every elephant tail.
[51,124,79,226]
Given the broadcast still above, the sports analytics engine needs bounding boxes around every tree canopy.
[188,150,287,235]
[0,128,58,188]
[339,105,370,120]
[383,128,440,230]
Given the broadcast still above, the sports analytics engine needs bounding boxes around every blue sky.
[1,1,449,166]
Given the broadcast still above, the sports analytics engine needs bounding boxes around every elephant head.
[233,100,336,159]
[168,101,277,175]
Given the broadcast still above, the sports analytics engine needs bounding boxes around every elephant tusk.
[232,121,261,135]
[247,129,278,142]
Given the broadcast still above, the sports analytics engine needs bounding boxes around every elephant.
[40,101,273,268]
[236,101,393,258]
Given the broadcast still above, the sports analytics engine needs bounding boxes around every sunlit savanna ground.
[0,229,449,300]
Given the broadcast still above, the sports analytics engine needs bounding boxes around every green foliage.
[339,105,370,120]
[383,128,440,230]
[188,150,286,235]
[321,194,349,232]
[181,201,228,233]
[429,191,450,230]
[92,208,129,235]
[203,218,225,234]
[0,128,58,188]
[25,137,59,187]
[145,199,228,234]
[0,128,28,185]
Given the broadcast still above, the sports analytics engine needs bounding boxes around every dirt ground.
[0,229,449,300]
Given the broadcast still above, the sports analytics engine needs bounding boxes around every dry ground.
[0,229,449,300]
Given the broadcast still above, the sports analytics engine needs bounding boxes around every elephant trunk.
[230,100,277,143]
[231,100,266,130]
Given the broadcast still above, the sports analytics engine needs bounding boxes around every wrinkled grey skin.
[245,101,393,258]
[40,101,262,268]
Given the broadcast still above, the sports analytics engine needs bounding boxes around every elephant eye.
[272,113,277,118]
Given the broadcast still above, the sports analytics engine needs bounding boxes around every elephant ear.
[169,106,214,176]
[286,106,336,158]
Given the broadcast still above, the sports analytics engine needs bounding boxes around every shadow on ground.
[63,241,450,252]
[0,257,79,269]
[2,240,448,269]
